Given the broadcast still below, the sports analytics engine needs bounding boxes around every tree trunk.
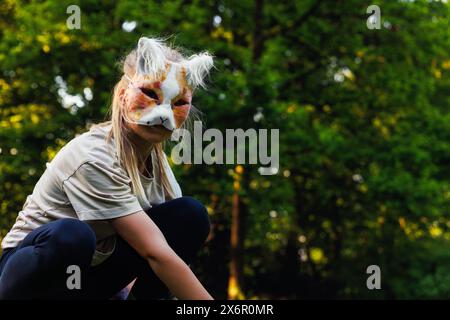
[227,189,242,299]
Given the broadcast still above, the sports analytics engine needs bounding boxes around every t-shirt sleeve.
[62,161,143,220]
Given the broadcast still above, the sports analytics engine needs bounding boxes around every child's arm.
[110,210,213,300]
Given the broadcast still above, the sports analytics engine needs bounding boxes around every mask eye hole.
[140,87,159,101]
[173,99,189,107]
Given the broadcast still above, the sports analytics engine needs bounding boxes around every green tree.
[1,0,449,299]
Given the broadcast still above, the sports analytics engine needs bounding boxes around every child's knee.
[177,197,211,242]
[48,219,96,260]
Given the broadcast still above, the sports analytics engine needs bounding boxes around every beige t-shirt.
[1,123,182,265]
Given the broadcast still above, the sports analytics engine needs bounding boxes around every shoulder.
[85,123,118,165]
[48,123,119,178]
[64,159,132,192]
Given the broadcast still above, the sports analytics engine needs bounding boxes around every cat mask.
[122,37,213,131]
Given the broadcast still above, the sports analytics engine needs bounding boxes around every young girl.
[0,37,214,300]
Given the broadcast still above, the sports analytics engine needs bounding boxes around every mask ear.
[136,37,166,78]
[185,53,214,89]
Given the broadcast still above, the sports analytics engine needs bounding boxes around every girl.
[0,37,214,300]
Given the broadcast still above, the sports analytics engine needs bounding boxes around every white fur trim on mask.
[136,37,166,79]
[184,53,214,89]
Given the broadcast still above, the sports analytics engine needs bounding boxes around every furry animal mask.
[123,37,213,131]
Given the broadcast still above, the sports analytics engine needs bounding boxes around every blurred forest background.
[1,0,450,299]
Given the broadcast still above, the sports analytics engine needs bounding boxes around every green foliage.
[1,0,449,298]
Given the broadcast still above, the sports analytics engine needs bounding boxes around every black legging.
[0,196,211,299]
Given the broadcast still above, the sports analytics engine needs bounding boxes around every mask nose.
[137,104,176,131]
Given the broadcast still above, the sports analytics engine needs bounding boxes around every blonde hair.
[91,37,212,201]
